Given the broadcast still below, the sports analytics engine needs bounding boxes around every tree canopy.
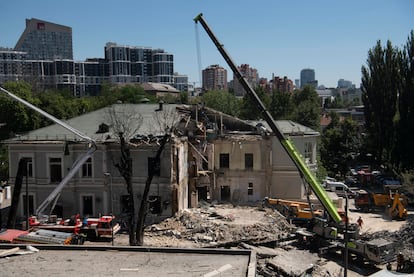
[361,30,414,171]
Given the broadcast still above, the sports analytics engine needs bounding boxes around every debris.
[265,248,319,277]
[0,247,20,258]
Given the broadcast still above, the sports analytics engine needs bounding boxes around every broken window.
[245,153,253,170]
[221,185,230,201]
[148,196,162,214]
[148,157,161,176]
[219,153,229,168]
[82,157,93,177]
[248,182,254,195]
[49,157,62,183]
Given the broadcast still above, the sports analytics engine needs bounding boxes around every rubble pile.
[366,217,414,262]
[146,204,295,247]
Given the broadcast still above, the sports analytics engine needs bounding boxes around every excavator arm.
[194,13,341,223]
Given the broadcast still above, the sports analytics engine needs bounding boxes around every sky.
[1,1,413,88]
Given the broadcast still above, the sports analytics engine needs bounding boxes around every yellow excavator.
[354,189,408,220]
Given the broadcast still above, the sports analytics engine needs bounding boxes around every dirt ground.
[85,201,414,276]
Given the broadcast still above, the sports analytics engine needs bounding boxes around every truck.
[355,189,408,220]
[262,197,325,225]
[193,13,397,265]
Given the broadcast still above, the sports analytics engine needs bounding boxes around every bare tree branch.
[105,105,143,141]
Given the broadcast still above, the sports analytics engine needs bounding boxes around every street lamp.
[104,172,114,246]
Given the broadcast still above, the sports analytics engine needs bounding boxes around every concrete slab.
[0,245,253,277]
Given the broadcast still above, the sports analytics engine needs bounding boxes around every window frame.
[47,155,63,183]
[245,153,254,170]
[18,154,34,178]
[219,153,230,169]
[248,182,254,196]
[82,157,93,178]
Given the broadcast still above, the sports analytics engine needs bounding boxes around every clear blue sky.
[1,1,413,88]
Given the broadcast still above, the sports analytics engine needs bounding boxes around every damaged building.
[177,105,320,206]
[3,103,320,223]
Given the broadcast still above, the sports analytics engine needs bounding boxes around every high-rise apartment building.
[202,64,227,91]
[232,64,259,96]
[14,18,73,60]
[300,68,318,88]
[104,43,174,85]
[0,48,26,84]
[1,19,184,96]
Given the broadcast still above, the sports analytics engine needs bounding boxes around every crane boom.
[194,13,341,223]
[0,86,96,218]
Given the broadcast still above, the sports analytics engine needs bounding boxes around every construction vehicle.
[80,215,121,240]
[263,197,325,225]
[193,13,397,265]
[355,189,408,220]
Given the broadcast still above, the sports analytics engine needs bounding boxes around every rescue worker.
[397,252,404,272]
[357,216,363,228]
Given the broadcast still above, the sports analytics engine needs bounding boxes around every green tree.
[269,90,293,120]
[396,31,414,170]
[320,113,361,178]
[239,86,270,120]
[0,81,42,139]
[291,86,321,130]
[361,40,401,169]
[201,90,240,117]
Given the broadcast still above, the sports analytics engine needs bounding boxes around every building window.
[149,196,162,214]
[22,194,35,216]
[120,195,130,214]
[248,183,253,195]
[82,157,92,177]
[304,142,313,163]
[245,153,253,170]
[19,156,34,177]
[148,157,160,176]
[82,195,94,216]
[219,153,229,168]
[49,157,62,183]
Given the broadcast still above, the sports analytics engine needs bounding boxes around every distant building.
[0,49,27,84]
[173,73,189,92]
[14,18,73,60]
[294,79,300,89]
[104,42,174,85]
[337,78,354,89]
[140,82,180,98]
[272,76,294,93]
[202,64,227,91]
[300,68,318,89]
[0,19,186,96]
[232,64,259,96]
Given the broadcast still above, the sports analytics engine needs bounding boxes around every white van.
[324,180,355,198]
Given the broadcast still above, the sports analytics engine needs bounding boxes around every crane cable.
[194,22,202,89]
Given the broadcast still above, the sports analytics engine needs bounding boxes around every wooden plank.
[0,247,20,258]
